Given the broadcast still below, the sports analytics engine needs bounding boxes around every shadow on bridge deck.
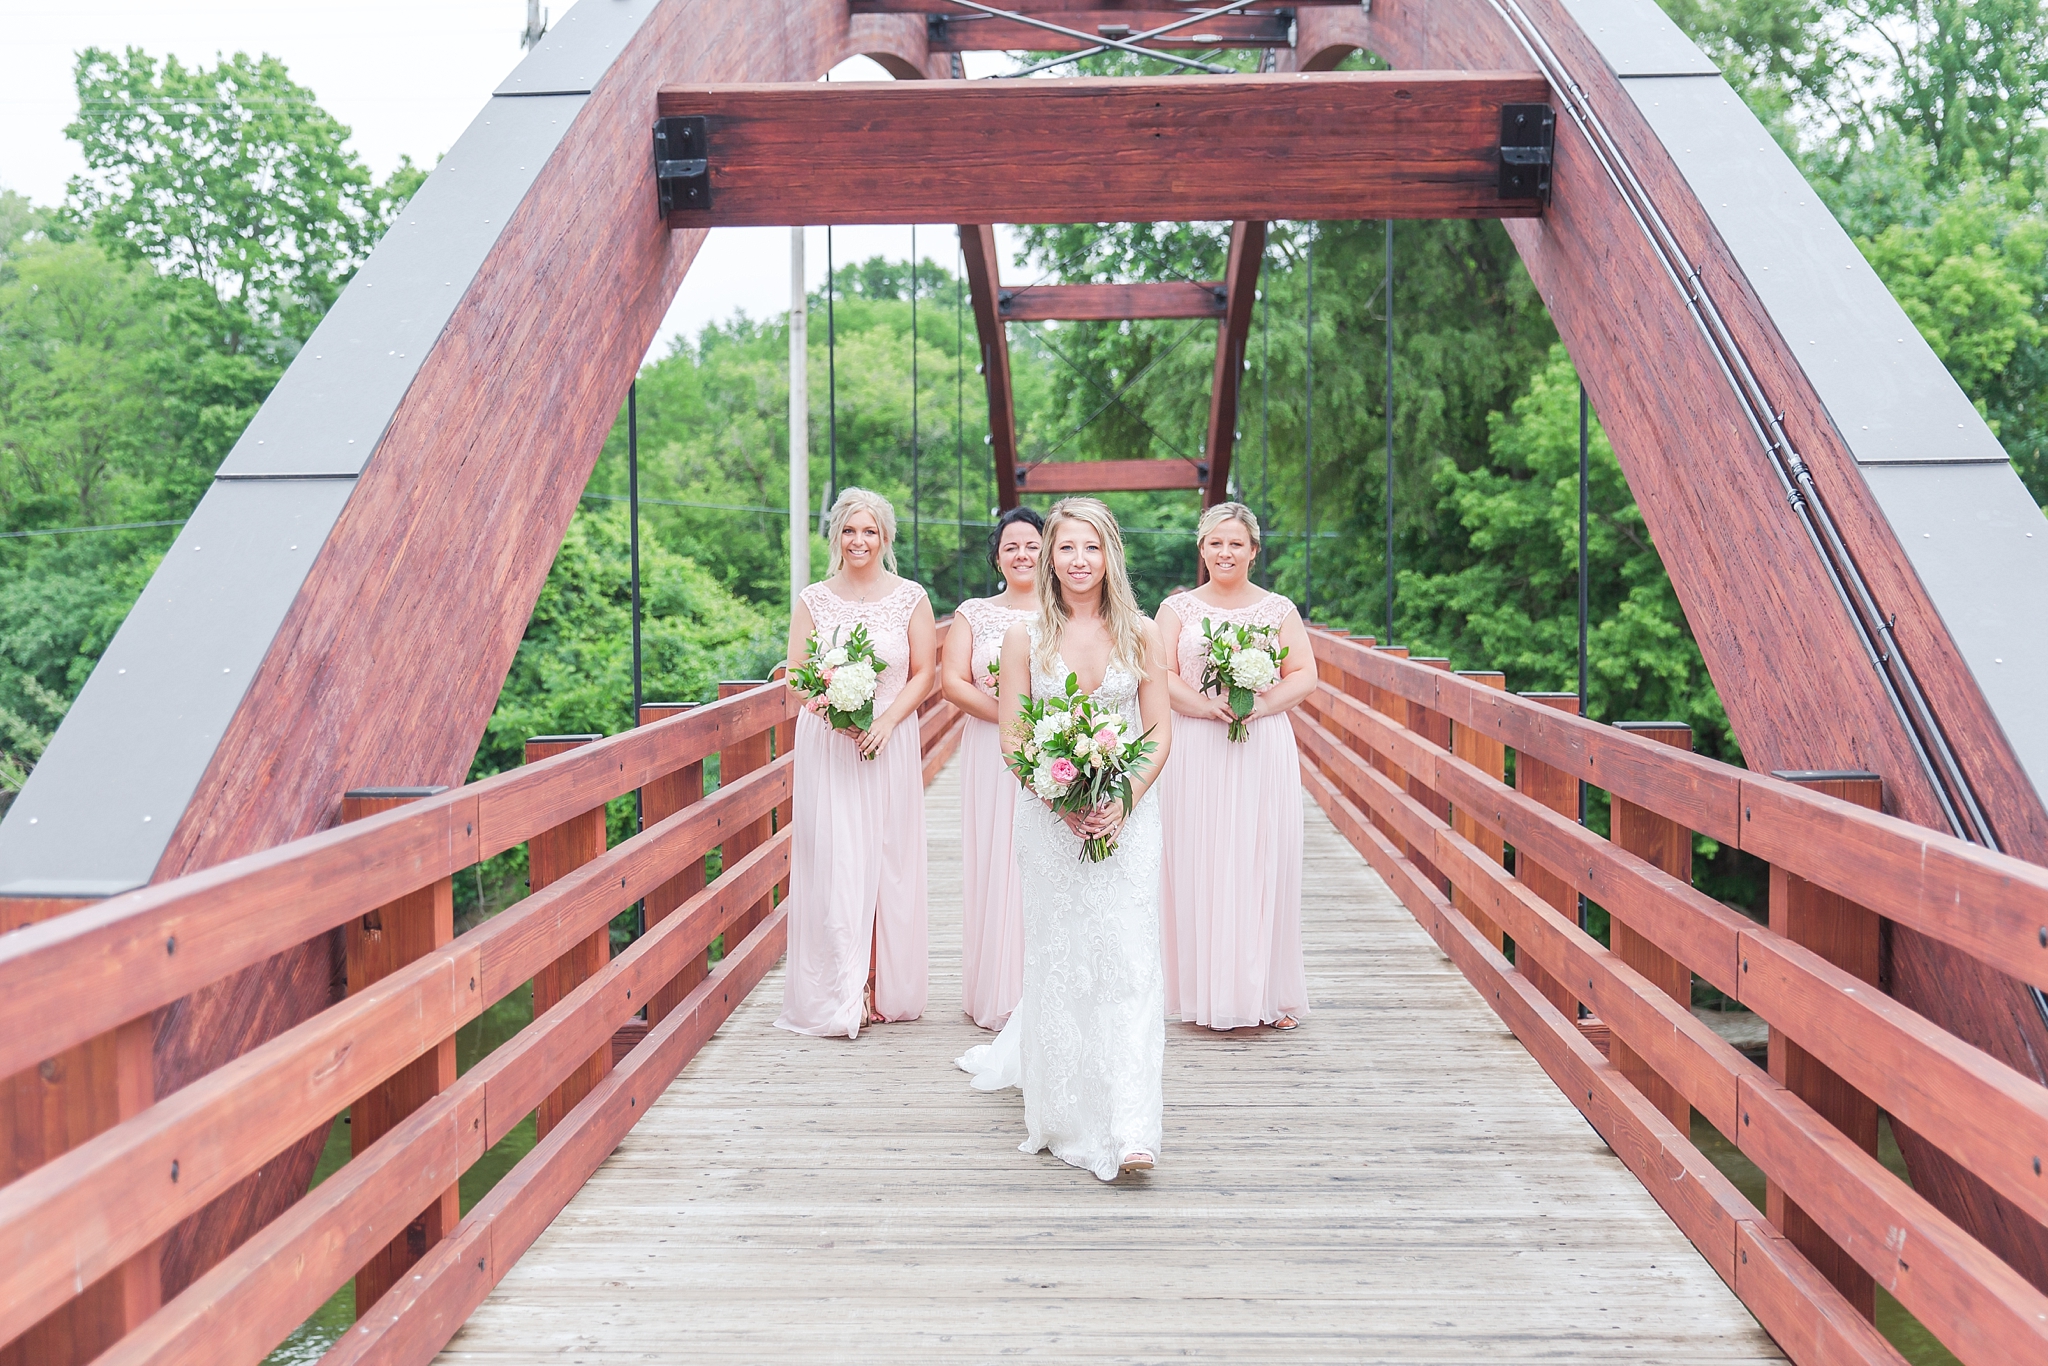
[437,758,1784,1363]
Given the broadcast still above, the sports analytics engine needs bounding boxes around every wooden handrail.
[1307,630,2048,993]
[1292,758,1910,1365]
[96,832,791,1366]
[1294,640,2048,1363]
[0,758,791,1346]
[0,684,792,1084]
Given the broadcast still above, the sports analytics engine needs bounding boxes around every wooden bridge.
[5,633,2048,1364]
[5,1,2048,1364]
[436,757,1784,1363]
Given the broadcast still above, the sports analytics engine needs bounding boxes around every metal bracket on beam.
[1498,104,1555,204]
[653,116,710,215]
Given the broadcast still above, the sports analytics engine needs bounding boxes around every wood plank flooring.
[439,758,1784,1363]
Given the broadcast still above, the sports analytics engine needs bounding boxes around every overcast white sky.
[0,1,1025,361]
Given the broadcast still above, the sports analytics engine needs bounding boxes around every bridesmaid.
[938,507,1044,1029]
[1156,502,1318,1031]
[776,488,937,1038]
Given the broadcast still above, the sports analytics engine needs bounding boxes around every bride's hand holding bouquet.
[789,623,889,758]
[1005,673,1157,863]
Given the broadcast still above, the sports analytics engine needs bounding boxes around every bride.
[956,496,1173,1181]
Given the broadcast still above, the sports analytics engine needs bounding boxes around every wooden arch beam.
[1203,220,1266,507]
[959,224,1021,512]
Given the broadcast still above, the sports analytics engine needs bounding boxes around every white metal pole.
[789,226,810,604]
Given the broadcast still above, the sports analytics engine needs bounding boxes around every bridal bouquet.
[1006,673,1158,863]
[1198,618,1287,742]
[788,624,888,758]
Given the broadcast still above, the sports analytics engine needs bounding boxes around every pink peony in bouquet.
[1005,672,1157,862]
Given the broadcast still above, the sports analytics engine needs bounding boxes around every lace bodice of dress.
[803,578,926,712]
[1027,622,1144,736]
[1166,589,1295,688]
[958,597,1033,696]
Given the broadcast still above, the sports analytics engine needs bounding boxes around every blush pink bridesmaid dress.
[955,596,1032,1029]
[775,578,930,1038]
[1158,589,1308,1030]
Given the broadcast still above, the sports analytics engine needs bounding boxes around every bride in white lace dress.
[956,497,1173,1181]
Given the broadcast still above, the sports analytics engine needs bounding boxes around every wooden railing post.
[0,897,158,1366]
[773,699,796,901]
[338,787,457,1319]
[524,734,611,1139]
[1513,693,1582,1018]
[1765,769,1884,1319]
[1450,671,1508,951]
[1406,657,1454,893]
[637,705,706,1026]
[1366,646,1411,851]
[717,682,775,946]
[1608,722,1695,1130]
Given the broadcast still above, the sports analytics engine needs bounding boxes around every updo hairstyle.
[825,487,900,576]
[1195,500,1262,551]
[986,506,1046,573]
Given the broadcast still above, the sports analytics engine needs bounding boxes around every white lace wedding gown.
[956,635,1165,1181]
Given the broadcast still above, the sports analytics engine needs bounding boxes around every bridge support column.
[1513,694,1585,1019]
[0,897,157,1366]
[1608,723,1695,1131]
[638,704,706,1026]
[1450,672,1508,952]
[1765,770,1884,1319]
[718,683,776,947]
[339,787,458,1320]
[525,735,612,1139]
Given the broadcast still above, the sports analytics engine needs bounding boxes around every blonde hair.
[1033,497,1151,680]
[826,487,899,576]
[1196,500,1262,551]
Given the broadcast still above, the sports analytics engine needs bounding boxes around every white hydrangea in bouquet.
[1005,672,1158,862]
[788,623,888,758]
[1197,617,1288,742]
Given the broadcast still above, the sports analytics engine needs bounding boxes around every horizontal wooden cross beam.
[926,12,1293,51]
[655,73,1552,226]
[1018,459,1204,493]
[999,281,1225,321]
[848,1,1361,12]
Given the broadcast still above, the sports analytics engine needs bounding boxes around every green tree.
[66,47,420,348]
[0,240,171,526]
[474,506,784,777]
[587,256,1009,614]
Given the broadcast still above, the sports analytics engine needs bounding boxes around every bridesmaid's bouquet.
[1006,673,1158,863]
[789,624,888,757]
[1198,618,1287,742]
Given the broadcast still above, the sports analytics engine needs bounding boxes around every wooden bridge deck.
[437,758,1785,1363]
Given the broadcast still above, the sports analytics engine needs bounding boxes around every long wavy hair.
[1033,497,1150,681]
[825,487,899,576]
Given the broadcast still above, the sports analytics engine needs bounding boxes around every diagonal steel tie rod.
[927,0,1246,76]
[993,0,1272,78]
